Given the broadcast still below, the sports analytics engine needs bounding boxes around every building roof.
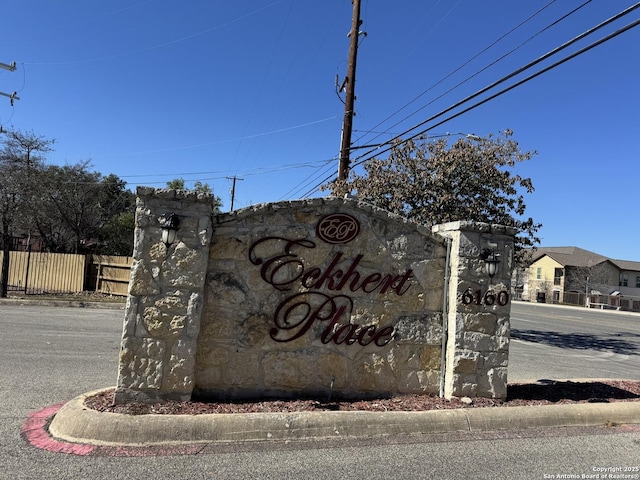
[609,258,640,272]
[531,246,608,268]
[530,247,640,273]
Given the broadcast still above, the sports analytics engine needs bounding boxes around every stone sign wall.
[115,188,516,404]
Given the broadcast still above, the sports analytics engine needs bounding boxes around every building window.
[554,268,563,286]
[636,275,640,288]
[620,274,628,287]
[536,267,541,280]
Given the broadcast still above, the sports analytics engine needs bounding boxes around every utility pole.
[0,61,19,106]
[338,0,363,184]
[226,176,244,212]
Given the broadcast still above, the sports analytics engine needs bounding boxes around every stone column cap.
[432,221,518,236]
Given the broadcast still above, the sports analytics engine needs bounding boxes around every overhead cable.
[300,13,640,198]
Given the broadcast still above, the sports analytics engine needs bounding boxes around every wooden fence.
[0,252,132,296]
[89,255,133,296]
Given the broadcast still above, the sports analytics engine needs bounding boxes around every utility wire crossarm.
[226,176,244,212]
[1,60,19,106]
[0,61,16,72]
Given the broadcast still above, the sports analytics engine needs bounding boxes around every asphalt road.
[0,302,638,479]
[509,301,640,382]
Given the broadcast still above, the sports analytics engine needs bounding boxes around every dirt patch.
[85,380,640,415]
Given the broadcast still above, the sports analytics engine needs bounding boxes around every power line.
[298,10,640,198]
[287,1,577,198]
[353,0,586,151]
[351,16,640,172]
[22,1,286,66]
[280,159,336,200]
[114,158,332,181]
[349,4,640,165]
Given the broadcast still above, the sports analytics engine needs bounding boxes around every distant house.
[523,246,640,312]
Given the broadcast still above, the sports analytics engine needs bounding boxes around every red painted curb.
[22,403,95,456]
[22,404,205,457]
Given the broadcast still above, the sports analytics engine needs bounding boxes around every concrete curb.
[48,388,640,447]
[0,298,125,309]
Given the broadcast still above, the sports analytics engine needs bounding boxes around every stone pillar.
[432,221,516,400]
[114,187,213,404]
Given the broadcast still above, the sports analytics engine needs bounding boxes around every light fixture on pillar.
[160,213,180,246]
[480,249,500,278]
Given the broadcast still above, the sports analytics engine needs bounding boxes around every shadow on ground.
[511,328,638,355]
[508,380,640,402]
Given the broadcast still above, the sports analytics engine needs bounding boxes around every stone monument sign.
[115,188,515,404]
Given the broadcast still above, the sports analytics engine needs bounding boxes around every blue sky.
[2,1,639,261]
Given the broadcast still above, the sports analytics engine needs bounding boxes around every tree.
[95,174,135,255]
[0,129,55,297]
[166,178,186,190]
[166,178,223,213]
[328,130,541,256]
[36,162,104,253]
[33,165,136,255]
[98,211,135,256]
[565,261,616,306]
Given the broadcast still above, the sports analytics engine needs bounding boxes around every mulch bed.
[85,380,640,415]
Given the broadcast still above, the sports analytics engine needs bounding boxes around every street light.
[481,249,500,278]
[160,213,180,246]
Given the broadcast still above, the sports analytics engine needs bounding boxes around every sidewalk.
[0,296,125,309]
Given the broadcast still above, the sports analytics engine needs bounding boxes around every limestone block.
[351,353,395,392]
[421,288,443,311]
[484,351,509,368]
[394,314,441,343]
[450,373,478,397]
[118,337,165,389]
[210,236,246,261]
[294,209,320,225]
[149,241,167,262]
[199,309,238,341]
[196,343,230,367]
[142,305,186,339]
[220,350,263,386]
[162,242,207,288]
[411,259,445,290]
[463,331,496,352]
[395,345,421,369]
[128,260,160,296]
[464,312,497,335]
[398,369,439,394]
[420,345,442,370]
[261,350,314,389]
[452,350,482,373]
[477,367,508,399]
[122,296,140,337]
[185,293,203,339]
[317,352,349,390]
[197,216,213,247]
[496,334,510,352]
[495,316,510,336]
[206,271,247,305]
[236,314,272,349]
[164,340,196,391]
[399,290,427,311]
[194,364,222,387]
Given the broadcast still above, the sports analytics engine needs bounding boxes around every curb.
[48,388,640,447]
[0,298,125,309]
